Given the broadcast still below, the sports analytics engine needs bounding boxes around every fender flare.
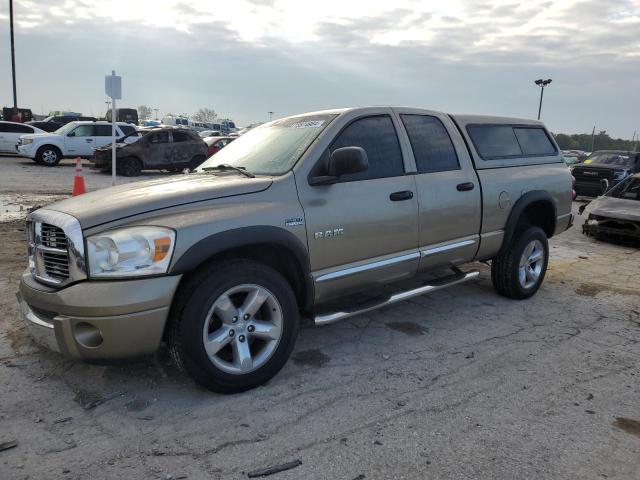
[500,190,556,253]
[170,225,312,308]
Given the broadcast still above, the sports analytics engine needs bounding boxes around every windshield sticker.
[290,120,325,129]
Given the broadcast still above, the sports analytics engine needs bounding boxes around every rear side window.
[172,131,191,143]
[513,127,556,155]
[0,123,32,133]
[400,115,459,172]
[149,132,169,144]
[119,125,136,136]
[93,125,113,136]
[468,125,557,159]
[331,115,404,181]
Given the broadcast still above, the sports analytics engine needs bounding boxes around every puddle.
[292,349,330,368]
[385,321,427,336]
[0,194,67,222]
[613,417,640,437]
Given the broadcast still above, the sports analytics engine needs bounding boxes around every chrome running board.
[314,270,480,326]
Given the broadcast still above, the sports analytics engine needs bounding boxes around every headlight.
[22,138,33,145]
[87,226,175,278]
[613,171,628,180]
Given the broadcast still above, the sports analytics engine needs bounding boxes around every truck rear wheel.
[168,259,299,393]
[491,226,549,299]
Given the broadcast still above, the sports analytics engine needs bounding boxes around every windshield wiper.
[202,164,255,178]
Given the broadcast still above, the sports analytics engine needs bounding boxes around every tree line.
[552,131,638,152]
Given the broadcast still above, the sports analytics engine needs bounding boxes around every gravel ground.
[0,154,639,480]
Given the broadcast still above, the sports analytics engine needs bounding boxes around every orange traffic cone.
[72,157,87,196]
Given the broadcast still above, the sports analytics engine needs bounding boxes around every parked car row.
[570,150,640,197]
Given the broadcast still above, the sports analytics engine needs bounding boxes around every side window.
[0,124,10,133]
[71,125,94,137]
[172,131,191,143]
[513,127,556,155]
[149,132,169,144]
[400,115,459,172]
[93,125,113,136]
[330,115,404,181]
[119,125,136,136]
[467,125,522,159]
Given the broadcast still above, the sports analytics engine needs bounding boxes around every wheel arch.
[500,190,556,254]
[170,226,313,312]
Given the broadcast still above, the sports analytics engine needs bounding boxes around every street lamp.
[268,111,274,122]
[534,78,552,120]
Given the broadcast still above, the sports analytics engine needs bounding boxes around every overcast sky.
[1,0,639,137]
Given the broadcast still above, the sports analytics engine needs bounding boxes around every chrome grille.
[27,210,86,287]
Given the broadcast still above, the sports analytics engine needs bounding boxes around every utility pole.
[154,108,159,120]
[534,79,552,120]
[268,111,274,122]
[9,0,18,108]
[590,126,596,152]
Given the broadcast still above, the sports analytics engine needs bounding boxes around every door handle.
[389,190,414,201]
[456,182,474,192]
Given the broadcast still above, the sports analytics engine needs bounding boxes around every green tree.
[551,131,637,152]
[138,105,153,121]
[192,107,217,123]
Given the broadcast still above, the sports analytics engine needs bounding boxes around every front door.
[394,110,481,270]
[144,131,171,168]
[297,114,420,303]
[64,124,95,156]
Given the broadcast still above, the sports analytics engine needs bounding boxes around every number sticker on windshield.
[290,120,325,129]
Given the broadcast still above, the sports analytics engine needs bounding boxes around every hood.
[586,196,640,222]
[22,132,58,140]
[46,173,273,228]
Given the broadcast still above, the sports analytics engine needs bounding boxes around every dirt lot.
[0,154,639,480]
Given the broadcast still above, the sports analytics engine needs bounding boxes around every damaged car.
[571,150,640,197]
[581,174,640,245]
[92,126,208,176]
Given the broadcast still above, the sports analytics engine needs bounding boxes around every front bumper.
[18,271,182,360]
[583,218,640,243]
[17,144,36,158]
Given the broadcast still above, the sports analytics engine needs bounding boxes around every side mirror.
[67,131,75,137]
[600,178,609,193]
[309,147,368,186]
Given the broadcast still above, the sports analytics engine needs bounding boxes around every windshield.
[584,152,635,167]
[54,122,78,135]
[196,114,336,175]
[608,176,640,200]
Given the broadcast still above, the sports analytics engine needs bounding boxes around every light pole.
[154,108,159,120]
[268,111,274,122]
[534,78,552,120]
[9,0,18,108]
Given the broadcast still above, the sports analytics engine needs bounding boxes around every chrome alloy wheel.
[518,239,544,289]
[41,149,58,164]
[202,284,283,375]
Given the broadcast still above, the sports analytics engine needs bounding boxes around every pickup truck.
[18,107,573,393]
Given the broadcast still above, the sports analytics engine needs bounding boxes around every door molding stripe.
[315,252,420,283]
[420,237,477,257]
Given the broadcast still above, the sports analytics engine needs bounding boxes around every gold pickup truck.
[18,107,573,393]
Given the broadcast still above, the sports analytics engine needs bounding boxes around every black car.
[26,115,97,133]
[92,127,208,176]
[571,150,640,197]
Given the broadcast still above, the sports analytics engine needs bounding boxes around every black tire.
[189,155,206,171]
[491,226,549,299]
[119,157,142,177]
[36,145,61,166]
[168,259,299,393]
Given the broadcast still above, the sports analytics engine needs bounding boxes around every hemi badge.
[285,218,304,227]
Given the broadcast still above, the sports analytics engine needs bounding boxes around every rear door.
[144,131,171,168]
[393,109,481,270]
[92,124,117,149]
[296,113,420,302]
[170,130,193,167]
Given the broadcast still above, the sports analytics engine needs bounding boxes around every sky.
[0,0,639,137]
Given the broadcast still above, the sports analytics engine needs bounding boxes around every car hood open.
[45,173,273,228]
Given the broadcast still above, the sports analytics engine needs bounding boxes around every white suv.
[17,121,139,166]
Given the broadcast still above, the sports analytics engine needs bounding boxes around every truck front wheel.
[491,226,549,299]
[168,259,299,393]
